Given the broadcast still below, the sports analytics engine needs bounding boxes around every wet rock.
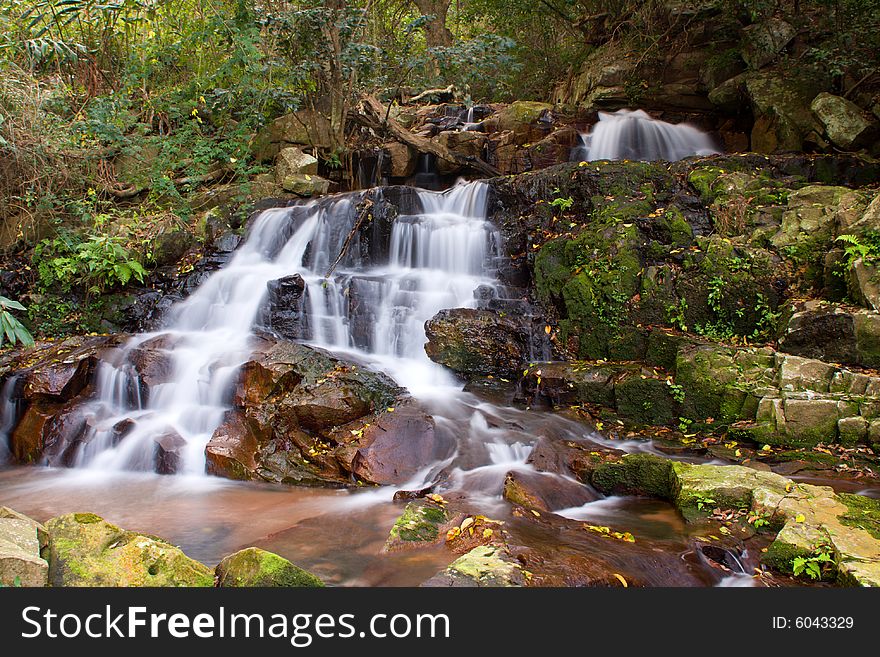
[0,515,48,587]
[344,402,447,485]
[740,18,795,70]
[10,399,64,463]
[490,101,554,144]
[46,513,213,587]
[383,501,449,552]
[255,274,307,341]
[771,185,870,252]
[274,146,318,183]
[424,308,531,378]
[422,545,526,587]
[502,470,598,512]
[0,335,124,402]
[811,93,879,151]
[215,547,323,587]
[206,336,412,487]
[205,411,268,481]
[591,453,674,498]
[154,429,186,475]
[127,334,179,389]
[525,436,617,483]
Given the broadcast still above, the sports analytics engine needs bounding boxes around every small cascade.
[573,109,718,162]
[0,375,23,462]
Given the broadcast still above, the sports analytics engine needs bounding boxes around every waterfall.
[49,181,499,474]
[573,109,718,162]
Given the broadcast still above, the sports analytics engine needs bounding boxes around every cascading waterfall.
[55,182,501,474]
[573,109,718,162]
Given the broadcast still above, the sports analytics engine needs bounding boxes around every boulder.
[740,18,796,70]
[502,470,598,512]
[489,101,554,144]
[744,72,824,152]
[206,336,411,487]
[46,513,213,587]
[252,110,333,159]
[424,308,531,378]
[811,93,879,151]
[153,429,187,475]
[778,301,880,369]
[422,545,526,587]
[848,258,880,312]
[0,516,48,587]
[280,173,331,197]
[215,547,323,587]
[275,146,319,184]
[384,142,417,178]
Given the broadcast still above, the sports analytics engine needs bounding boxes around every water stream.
[0,178,768,585]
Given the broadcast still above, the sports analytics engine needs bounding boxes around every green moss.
[837,493,880,540]
[762,537,812,574]
[687,166,726,201]
[387,502,448,544]
[216,547,324,587]
[591,453,674,498]
[614,373,678,425]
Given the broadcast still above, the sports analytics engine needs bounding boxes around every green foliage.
[792,547,834,581]
[548,193,574,212]
[666,298,688,332]
[0,295,34,348]
[694,493,717,512]
[666,379,685,403]
[34,230,146,295]
[836,231,880,269]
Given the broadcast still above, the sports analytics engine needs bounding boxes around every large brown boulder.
[204,334,430,486]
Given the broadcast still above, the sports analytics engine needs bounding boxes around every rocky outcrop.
[588,455,880,585]
[215,547,324,587]
[46,512,214,587]
[778,301,880,369]
[205,334,447,486]
[423,545,527,587]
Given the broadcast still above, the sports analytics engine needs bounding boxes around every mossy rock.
[837,493,880,541]
[384,501,449,551]
[46,513,213,587]
[214,547,324,587]
[591,453,674,498]
[423,545,525,587]
[614,372,678,425]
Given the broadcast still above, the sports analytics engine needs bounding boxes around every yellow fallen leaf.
[545,325,551,334]
[482,528,493,539]
[762,444,772,452]
[795,513,805,523]
[460,517,474,531]
[530,510,541,517]
[613,573,628,587]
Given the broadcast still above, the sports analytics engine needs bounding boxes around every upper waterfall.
[572,109,719,162]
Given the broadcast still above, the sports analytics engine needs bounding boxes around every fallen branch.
[357,94,501,178]
[408,85,455,104]
[325,192,374,278]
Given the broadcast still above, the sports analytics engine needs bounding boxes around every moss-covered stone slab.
[46,513,213,587]
[214,547,323,587]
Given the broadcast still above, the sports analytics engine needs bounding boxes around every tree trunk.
[412,0,453,48]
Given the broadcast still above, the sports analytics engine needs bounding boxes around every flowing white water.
[573,109,718,162]
[56,182,502,475]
